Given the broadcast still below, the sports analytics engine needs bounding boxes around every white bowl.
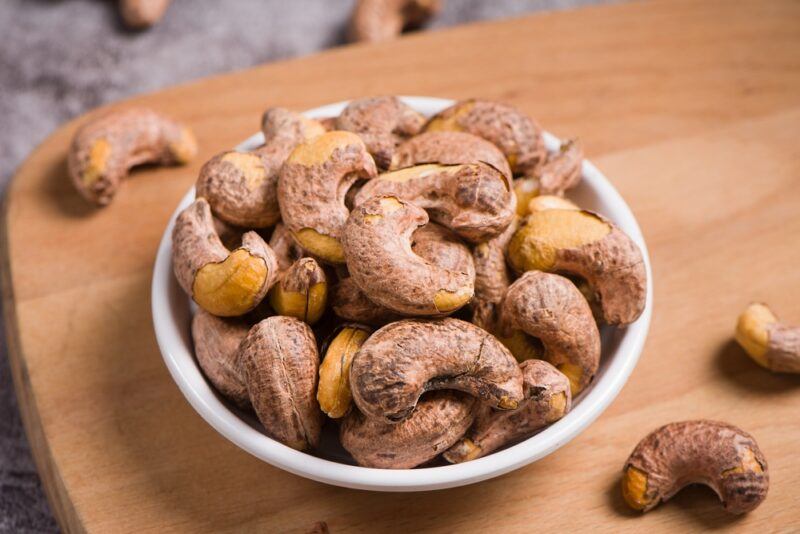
[152,96,653,491]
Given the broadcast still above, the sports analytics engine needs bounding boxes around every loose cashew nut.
[471,216,519,331]
[508,209,647,325]
[735,303,800,373]
[68,108,197,205]
[343,197,474,316]
[623,420,769,514]
[497,271,601,394]
[348,0,442,43]
[349,318,524,423]
[172,198,278,316]
[268,257,328,325]
[278,131,377,263]
[444,359,571,463]
[341,392,476,468]
[119,0,171,29]
[191,310,250,409]
[238,317,322,450]
[317,324,372,418]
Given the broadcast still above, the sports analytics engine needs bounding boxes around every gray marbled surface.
[0,1,606,531]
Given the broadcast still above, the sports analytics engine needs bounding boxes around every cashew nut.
[335,96,426,169]
[68,108,197,205]
[444,359,571,463]
[260,107,326,151]
[534,139,583,196]
[191,310,250,408]
[735,303,800,373]
[348,0,442,43]
[172,198,278,317]
[424,99,546,175]
[349,318,524,423]
[317,324,372,418]
[623,420,769,514]
[513,176,540,216]
[341,392,476,468]
[470,216,519,331]
[497,271,601,394]
[343,197,474,316]
[278,131,377,264]
[508,209,647,325]
[119,0,170,29]
[354,162,515,243]
[527,194,579,213]
[268,258,328,325]
[331,277,402,326]
[238,317,322,450]
[268,222,305,272]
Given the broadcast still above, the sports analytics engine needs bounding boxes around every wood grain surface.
[3,0,800,531]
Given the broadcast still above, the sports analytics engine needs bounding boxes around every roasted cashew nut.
[317,324,372,418]
[527,194,579,213]
[470,216,519,331]
[278,131,377,263]
[349,318,524,423]
[343,196,474,316]
[260,107,326,151]
[341,392,476,468]
[68,108,197,205]
[497,271,601,394]
[534,139,583,196]
[191,310,250,409]
[172,198,278,317]
[623,420,769,514]
[268,257,328,325]
[331,277,402,326]
[268,222,305,272]
[735,303,800,373]
[354,162,515,243]
[238,317,322,451]
[445,359,571,463]
[348,0,443,43]
[508,209,647,325]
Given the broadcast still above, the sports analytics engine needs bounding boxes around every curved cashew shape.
[350,318,524,423]
[343,197,474,316]
[498,271,601,394]
[238,317,322,451]
[471,216,519,331]
[354,162,515,243]
[278,131,377,263]
[172,198,278,317]
[318,324,372,418]
[341,392,476,468]
[348,0,443,43]
[268,257,328,325]
[735,303,800,373]
[623,420,769,514]
[191,310,250,409]
[425,99,546,175]
[68,108,197,205]
[508,209,647,325]
[445,360,571,463]
[534,139,584,196]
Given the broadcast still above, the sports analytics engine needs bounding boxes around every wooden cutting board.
[4,0,800,531]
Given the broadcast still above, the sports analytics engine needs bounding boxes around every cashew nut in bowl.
[353,162,515,243]
[348,0,443,43]
[238,316,322,451]
[622,420,769,514]
[527,195,579,213]
[268,222,306,272]
[470,216,519,331]
[260,107,326,152]
[349,318,524,423]
[341,391,476,469]
[445,359,571,463]
[191,310,250,409]
[68,108,197,206]
[331,277,402,326]
[343,196,474,316]
[268,257,328,325]
[735,303,800,373]
[278,131,377,264]
[172,198,279,317]
[335,96,426,169]
[508,209,647,325]
[317,324,372,418]
[534,139,584,196]
[497,271,601,394]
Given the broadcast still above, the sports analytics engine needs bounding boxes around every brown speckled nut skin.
[498,271,601,392]
[354,162,515,243]
[444,360,571,463]
[238,317,323,450]
[348,0,442,43]
[349,318,524,423]
[765,323,800,373]
[536,139,584,196]
[191,310,250,409]
[331,277,402,326]
[342,197,474,316]
[336,96,426,169]
[268,222,305,272]
[341,391,476,468]
[68,107,196,205]
[260,107,326,149]
[625,420,769,514]
[425,99,546,175]
[471,216,519,330]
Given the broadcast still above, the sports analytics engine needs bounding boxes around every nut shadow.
[44,156,98,218]
[714,340,800,394]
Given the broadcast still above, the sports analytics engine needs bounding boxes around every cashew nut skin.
[260,107,326,151]
[349,318,524,423]
[341,391,476,469]
[172,198,279,317]
[354,162,515,243]
[623,420,769,514]
[317,324,372,418]
[268,257,328,325]
[424,99,546,175]
[508,209,647,325]
[238,316,323,451]
[471,216,519,331]
[191,310,250,409]
[444,359,571,463]
[335,96,426,169]
[534,139,584,196]
[348,0,442,43]
[278,131,377,264]
[735,303,800,373]
[268,222,305,272]
[497,271,601,394]
[331,277,402,326]
[343,196,474,316]
[68,108,197,206]
[119,0,171,28]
